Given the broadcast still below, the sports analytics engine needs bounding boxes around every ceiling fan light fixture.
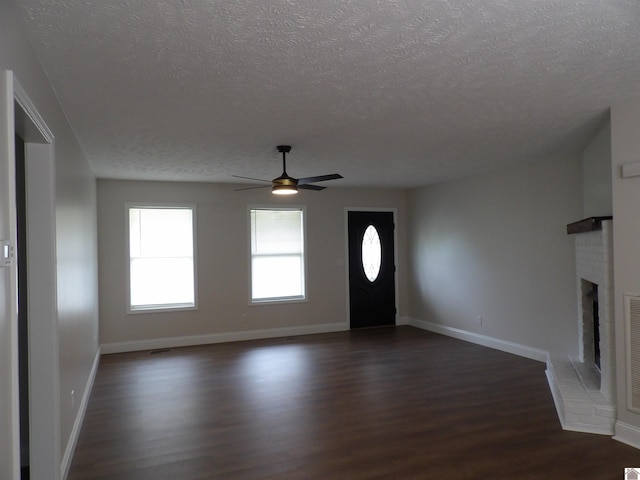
[272,184,298,195]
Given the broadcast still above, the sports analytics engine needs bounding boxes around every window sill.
[128,304,197,315]
[250,296,307,306]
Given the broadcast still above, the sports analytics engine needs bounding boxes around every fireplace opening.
[581,279,601,374]
[591,284,600,370]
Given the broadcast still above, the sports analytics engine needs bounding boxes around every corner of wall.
[60,348,100,480]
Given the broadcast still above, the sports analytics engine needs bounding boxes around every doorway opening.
[16,133,29,479]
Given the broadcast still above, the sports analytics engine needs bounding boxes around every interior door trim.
[13,73,61,480]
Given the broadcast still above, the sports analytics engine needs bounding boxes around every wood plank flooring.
[68,326,640,479]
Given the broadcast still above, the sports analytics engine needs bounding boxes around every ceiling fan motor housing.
[274,175,297,186]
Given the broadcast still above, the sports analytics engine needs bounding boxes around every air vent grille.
[625,295,640,412]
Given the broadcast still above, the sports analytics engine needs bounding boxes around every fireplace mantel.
[566,216,613,235]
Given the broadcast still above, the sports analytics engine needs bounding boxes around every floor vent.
[625,294,640,412]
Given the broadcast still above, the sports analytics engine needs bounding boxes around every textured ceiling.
[13,0,640,188]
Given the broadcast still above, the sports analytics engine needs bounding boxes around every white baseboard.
[407,317,549,363]
[61,347,101,480]
[614,420,640,449]
[101,322,348,354]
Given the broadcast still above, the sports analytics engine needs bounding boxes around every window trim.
[126,202,198,314]
[248,205,308,305]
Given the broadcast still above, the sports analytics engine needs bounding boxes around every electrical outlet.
[476,316,483,326]
[241,313,247,322]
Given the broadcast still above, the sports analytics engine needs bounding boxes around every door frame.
[1,70,60,480]
[344,207,399,328]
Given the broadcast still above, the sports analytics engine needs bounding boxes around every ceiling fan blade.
[297,173,343,185]
[298,184,326,191]
[233,185,271,192]
[231,175,272,183]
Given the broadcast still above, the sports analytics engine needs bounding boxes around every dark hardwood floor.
[68,326,639,479]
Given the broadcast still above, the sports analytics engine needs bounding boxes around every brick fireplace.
[546,217,616,435]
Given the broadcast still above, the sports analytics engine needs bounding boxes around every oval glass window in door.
[362,224,382,282]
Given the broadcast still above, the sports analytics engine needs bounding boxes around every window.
[128,205,196,312]
[250,208,305,303]
[362,224,382,282]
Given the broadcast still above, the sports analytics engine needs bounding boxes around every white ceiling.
[13,0,640,188]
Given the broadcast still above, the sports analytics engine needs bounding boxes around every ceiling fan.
[233,145,343,195]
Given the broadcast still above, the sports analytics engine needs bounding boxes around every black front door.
[348,211,396,329]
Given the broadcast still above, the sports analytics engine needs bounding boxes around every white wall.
[407,154,582,356]
[582,118,612,217]
[98,180,407,348]
[0,1,99,477]
[611,98,640,445]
